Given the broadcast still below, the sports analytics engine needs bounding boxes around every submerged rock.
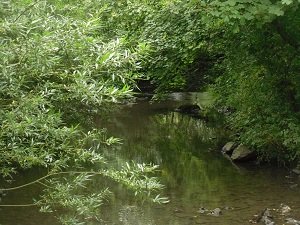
[231,144,255,161]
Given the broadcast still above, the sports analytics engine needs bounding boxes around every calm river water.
[0,93,299,225]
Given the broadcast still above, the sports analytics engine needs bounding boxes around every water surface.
[0,92,299,225]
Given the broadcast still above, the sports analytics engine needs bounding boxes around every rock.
[263,209,273,218]
[280,204,291,214]
[251,209,272,224]
[197,207,208,214]
[261,217,275,225]
[231,144,255,161]
[258,209,275,225]
[209,208,222,216]
[285,218,300,225]
[175,104,201,114]
[222,142,236,155]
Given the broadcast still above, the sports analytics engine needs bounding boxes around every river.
[0,92,299,225]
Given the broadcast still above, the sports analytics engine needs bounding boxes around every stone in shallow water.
[197,207,208,214]
[222,142,236,155]
[260,209,275,225]
[209,208,222,216]
[231,144,255,161]
[280,203,291,214]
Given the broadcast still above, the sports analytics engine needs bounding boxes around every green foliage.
[0,0,166,223]
[0,0,148,175]
[37,164,165,223]
[136,1,209,92]
[2,0,300,222]
[0,3,139,106]
[210,6,300,161]
[99,0,300,162]
[207,0,300,26]
[103,162,166,199]
[94,0,214,93]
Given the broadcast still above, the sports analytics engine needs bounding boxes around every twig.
[14,0,41,22]
[0,171,103,192]
[36,181,53,189]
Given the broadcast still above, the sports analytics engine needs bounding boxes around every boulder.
[231,144,255,161]
[222,142,236,155]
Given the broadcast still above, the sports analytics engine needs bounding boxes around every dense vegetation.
[1,0,300,223]
[209,0,300,162]
[90,0,300,162]
[0,1,165,224]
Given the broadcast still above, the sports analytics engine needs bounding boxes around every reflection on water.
[0,92,300,225]
[96,93,300,225]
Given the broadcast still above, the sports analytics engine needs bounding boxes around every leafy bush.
[0,1,165,223]
[93,0,215,93]
[0,0,144,174]
[210,5,300,162]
